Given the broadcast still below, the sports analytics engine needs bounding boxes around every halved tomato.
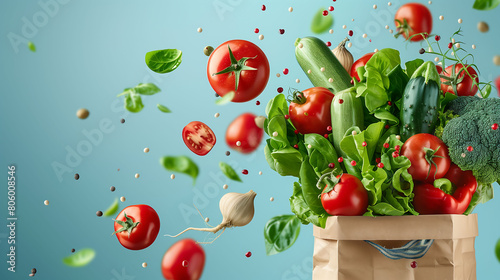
[182,121,216,156]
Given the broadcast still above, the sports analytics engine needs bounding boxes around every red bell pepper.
[413,163,477,214]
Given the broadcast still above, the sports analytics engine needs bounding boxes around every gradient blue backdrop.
[1,0,499,279]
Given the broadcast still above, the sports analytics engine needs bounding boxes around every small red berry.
[369,39,372,42]
[323,10,328,16]
[351,160,357,166]
[328,163,335,169]
[377,163,384,168]
[410,261,417,268]
[362,141,367,147]
[387,101,392,106]
[293,144,299,149]
[328,6,334,11]
[383,143,390,149]
[245,251,252,258]
[326,41,332,47]
[435,35,441,41]
[256,100,260,105]
[338,157,343,163]
[254,28,259,33]
[279,29,285,35]
[261,5,266,11]
[283,68,289,75]
[348,30,354,36]
[339,99,344,104]
[324,134,329,139]
[350,79,354,85]
[448,42,453,49]
[392,151,399,158]
[467,146,473,152]
[375,158,381,163]
[384,124,390,129]
[492,123,498,130]
[242,169,249,175]
[277,87,283,93]
[327,126,332,132]
[284,114,289,119]
[395,145,401,152]
[294,130,299,134]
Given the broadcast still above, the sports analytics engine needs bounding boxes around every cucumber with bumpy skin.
[295,37,352,93]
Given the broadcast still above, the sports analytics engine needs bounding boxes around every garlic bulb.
[166,190,257,243]
[332,37,354,72]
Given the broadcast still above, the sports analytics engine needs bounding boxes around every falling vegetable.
[167,190,256,243]
[62,248,95,267]
[331,38,354,73]
[28,41,36,52]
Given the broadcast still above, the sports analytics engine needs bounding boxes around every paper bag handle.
[364,239,434,260]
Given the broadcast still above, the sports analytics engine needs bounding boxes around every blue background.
[1,0,499,279]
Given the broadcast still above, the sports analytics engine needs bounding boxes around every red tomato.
[440,64,479,96]
[226,113,263,154]
[161,239,205,280]
[496,76,500,97]
[207,40,270,102]
[113,205,160,250]
[321,174,368,216]
[350,53,374,82]
[394,3,432,42]
[436,64,443,74]
[182,121,216,156]
[401,133,451,183]
[289,87,334,135]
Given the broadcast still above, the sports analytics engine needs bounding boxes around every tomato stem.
[212,45,258,91]
[423,146,446,180]
[291,90,307,105]
[112,213,140,237]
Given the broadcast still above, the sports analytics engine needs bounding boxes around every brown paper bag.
[313,214,478,280]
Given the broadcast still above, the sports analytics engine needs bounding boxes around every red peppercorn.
[377,163,384,168]
[395,145,401,152]
[327,126,332,131]
[324,134,329,139]
[256,101,260,105]
[245,251,252,258]
[323,10,329,16]
[351,160,357,166]
[448,42,453,49]
[410,261,417,268]
[326,41,332,47]
[392,151,399,158]
[254,28,259,33]
[338,157,344,163]
[277,87,283,93]
[339,99,344,104]
[383,143,390,149]
[350,80,354,85]
[242,169,249,175]
[328,6,334,11]
[387,101,392,106]
[293,144,299,149]
[294,130,299,134]
[384,124,390,129]
[328,163,335,169]
[467,146,473,152]
[284,114,289,119]
[435,35,441,41]
[283,68,289,75]
[348,30,353,36]
[362,141,367,147]
[261,5,266,11]
[279,29,285,35]
[375,158,381,163]
[492,123,498,130]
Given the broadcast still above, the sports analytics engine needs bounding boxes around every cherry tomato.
[321,174,368,216]
[394,3,432,42]
[401,133,451,183]
[182,121,216,156]
[207,40,270,103]
[226,113,263,154]
[440,64,479,96]
[289,87,334,135]
[496,76,500,97]
[161,239,205,280]
[350,53,374,82]
[436,64,443,74]
[113,205,160,250]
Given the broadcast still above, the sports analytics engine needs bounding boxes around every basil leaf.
[62,248,95,267]
[270,148,302,177]
[219,162,242,182]
[299,158,327,215]
[145,49,182,73]
[124,91,144,113]
[134,83,161,95]
[215,91,235,105]
[28,41,36,52]
[103,198,119,217]
[473,0,500,10]
[290,182,327,228]
[264,215,301,256]
[157,104,171,113]
[265,94,288,121]
[311,8,333,34]
[161,156,199,185]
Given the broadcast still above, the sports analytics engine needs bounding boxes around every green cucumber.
[331,87,365,157]
[295,37,352,93]
[399,62,441,142]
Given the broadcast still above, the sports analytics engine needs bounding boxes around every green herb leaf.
[62,248,95,267]
[311,8,333,34]
[473,0,500,10]
[219,162,242,182]
[404,59,424,78]
[264,215,301,256]
[103,198,119,217]
[265,94,289,120]
[145,49,182,74]
[299,158,327,215]
[160,156,199,185]
[124,91,144,113]
[495,238,500,262]
[28,41,36,52]
[134,83,161,95]
[290,182,327,228]
[157,104,171,113]
[215,91,235,105]
[270,147,303,177]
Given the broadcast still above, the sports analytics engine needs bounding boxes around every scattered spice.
[96,211,103,217]
[76,108,89,119]
[74,173,80,180]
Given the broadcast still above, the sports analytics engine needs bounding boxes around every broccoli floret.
[441,97,500,185]
[446,96,481,115]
